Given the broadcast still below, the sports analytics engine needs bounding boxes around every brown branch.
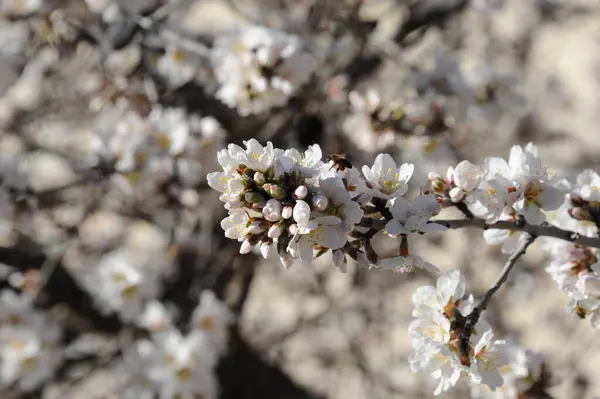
[458,233,537,362]
[436,218,600,249]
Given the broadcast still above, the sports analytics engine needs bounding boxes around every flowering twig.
[458,233,537,362]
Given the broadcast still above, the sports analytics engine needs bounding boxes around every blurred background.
[0,0,599,398]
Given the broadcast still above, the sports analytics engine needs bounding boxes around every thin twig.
[436,219,600,249]
[458,233,537,361]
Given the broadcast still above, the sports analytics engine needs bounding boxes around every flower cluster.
[430,143,565,226]
[120,290,233,399]
[409,270,508,395]
[342,89,451,154]
[0,290,63,392]
[469,340,556,399]
[211,25,316,115]
[410,270,557,397]
[208,140,448,272]
[544,238,600,328]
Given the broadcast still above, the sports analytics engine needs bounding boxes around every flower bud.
[245,191,264,205]
[260,241,272,259]
[449,187,465,203]
[252,198,267,210]
[293,185,308,200]
[263,199,283,222]
[263,183,287,200]
[288,223,298,236]
[312,194,328,211]
[279,253,294,269]
[268,223,284,238]
[253,171,266,185]
[445,167,454,184]
[246,221,266,235]
[281,205,293,219]
[240,239,254,254]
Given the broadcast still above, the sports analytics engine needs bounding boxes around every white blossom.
[362,153,414,199]
[385,195,446,235]
[190,291,234,356]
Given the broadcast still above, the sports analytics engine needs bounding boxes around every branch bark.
[435,218,600,249]
[458,233,537,362]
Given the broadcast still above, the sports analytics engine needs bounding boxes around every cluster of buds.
[209,140,449,271]
[209,139,369,269]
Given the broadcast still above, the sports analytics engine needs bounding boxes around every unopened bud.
[247,221,266,235]
[253,172,266,185]
[449,187,466,203]
[240,239,254,254]
[313,194,328,211]
[263,199,283,222]
[288,223,298,236]
[293,185,308,200]
[252,197,266,210]
[245,191,264,205]
[279,253,294,269]
[268,223,284,238]
[281,205,293,219]
[263,183,287,200]
[260,241,272,259]
[445,167,454,184]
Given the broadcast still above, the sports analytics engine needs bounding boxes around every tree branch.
[435,218,600,249]
[458,233,537,363]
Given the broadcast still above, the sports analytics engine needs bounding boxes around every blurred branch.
[218,326,323,399]
[394,0,468,45]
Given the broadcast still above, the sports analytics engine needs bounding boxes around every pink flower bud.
[263,183,286,200]
[449,187,465,203]
[294,185,308,200]
[288,223,298,235]
[253,172,266,185]
[240,239,253,254]
[281,206,293,219]
[263,199,283,222]
[268,223,284,238]
[247,221,265,235]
